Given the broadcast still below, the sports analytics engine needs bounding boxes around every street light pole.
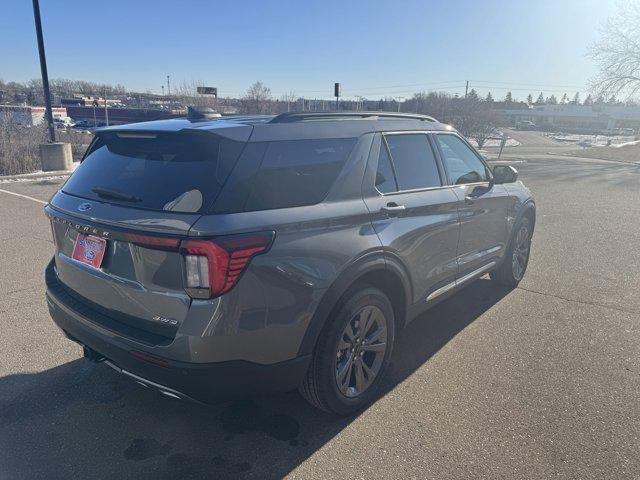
[31,0,55,143]
[104,87,109,126]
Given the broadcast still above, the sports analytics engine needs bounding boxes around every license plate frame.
[71,233,107,269]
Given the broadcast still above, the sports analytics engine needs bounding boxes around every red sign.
[72,234,106,269]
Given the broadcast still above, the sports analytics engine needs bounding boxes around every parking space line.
[0,188,48,205]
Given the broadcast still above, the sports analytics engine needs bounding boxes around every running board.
[426,261,496,302]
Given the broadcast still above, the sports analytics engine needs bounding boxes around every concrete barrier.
[40,142,73,172]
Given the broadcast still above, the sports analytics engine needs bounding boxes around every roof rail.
[269,111,438,124]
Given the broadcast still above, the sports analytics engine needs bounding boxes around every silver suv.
[45,111,535,415]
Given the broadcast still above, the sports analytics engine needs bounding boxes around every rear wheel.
[490,216,532,287]
[299,285,395,416]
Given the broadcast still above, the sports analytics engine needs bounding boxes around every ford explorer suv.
[45,111,535,415]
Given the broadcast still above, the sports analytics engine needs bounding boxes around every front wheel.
[299,285,395,416]
[490,216,532,287]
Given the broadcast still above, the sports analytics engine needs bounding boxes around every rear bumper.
[45,261,311,403]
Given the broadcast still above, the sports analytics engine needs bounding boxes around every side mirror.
[492,165,518,184]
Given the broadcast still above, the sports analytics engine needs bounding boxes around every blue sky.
[1,0,619,100]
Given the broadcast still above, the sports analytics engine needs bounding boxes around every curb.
[545,152,639,165]
[0,168,74,183]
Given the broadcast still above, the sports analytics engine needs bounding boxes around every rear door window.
[243,138,356,211]
[383,134,441,191]
[62,131,245,213]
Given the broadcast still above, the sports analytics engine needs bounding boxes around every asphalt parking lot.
[1,140,639,479]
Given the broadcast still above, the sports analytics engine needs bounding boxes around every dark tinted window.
[375,142,397,193]
[63,131,244,213]
[436,134,488,184]
[244,138,356,211]
[384,134,441,190]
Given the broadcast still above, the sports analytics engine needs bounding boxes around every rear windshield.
[63,131,245,213]
[243,138,356,211]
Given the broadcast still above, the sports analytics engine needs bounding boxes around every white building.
[0,105,69,126]
[501,104,640,133]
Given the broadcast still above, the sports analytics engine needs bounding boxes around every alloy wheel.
[334,305,388,398]
[512,225,531,281]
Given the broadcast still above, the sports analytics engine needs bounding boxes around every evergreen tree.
[535,92,545,105]
[504,91,513,103]
[583,94,593,106]
[546,95,558,104]
[560,93,569,104]
[467,88,479,102]
[572,92,580,105]
[607,95,618,104]
[526,94,533,105]
[485,92,494,102]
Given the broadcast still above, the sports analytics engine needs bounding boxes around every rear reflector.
[179,231,275,299]
[129,350,170,368]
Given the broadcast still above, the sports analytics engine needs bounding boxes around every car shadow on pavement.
[0,279,511,480]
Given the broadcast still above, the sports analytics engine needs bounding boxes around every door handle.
[464,195,476,205]
[380,203,406,216]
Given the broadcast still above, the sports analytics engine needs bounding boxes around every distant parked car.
[516,120,536,130]
[73,120,93,129]
[45,111,535,415]
[53,117,75,129]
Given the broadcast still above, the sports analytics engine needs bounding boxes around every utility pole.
[31,0,55,142]
[161,85,164,97]
[395,97,404,112]
[166,75,171,97]
[334,83,341,111]
[104,87,109,126]
[465,80,469,99]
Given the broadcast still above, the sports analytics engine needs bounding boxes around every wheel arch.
[297,251,412,357]
[520,200,536,233]
[505,199,536,254]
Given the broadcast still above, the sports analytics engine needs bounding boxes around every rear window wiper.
[91,186,141,203]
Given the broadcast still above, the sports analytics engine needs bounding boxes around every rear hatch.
[47,123,252,344]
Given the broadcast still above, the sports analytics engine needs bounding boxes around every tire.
[490,216,532,287]
[299,285,395,416]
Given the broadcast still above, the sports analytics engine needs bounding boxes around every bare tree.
[589,1,640,99]
[241,81,272,114]
[280,91,297,112]
[453,102,500,149]
[0,113,48,175]
[173,80,218,109]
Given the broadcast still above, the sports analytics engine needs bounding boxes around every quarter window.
[436,134,488,185]
[383,134,441,191]
[375,141,398,193]
[244,138,356,211]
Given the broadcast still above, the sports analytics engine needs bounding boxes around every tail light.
[179,231,275,299]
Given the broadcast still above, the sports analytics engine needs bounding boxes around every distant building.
[60,95,122,107]
[64,105,177,125]
[500,104,640,133]
[0,105,68,126]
